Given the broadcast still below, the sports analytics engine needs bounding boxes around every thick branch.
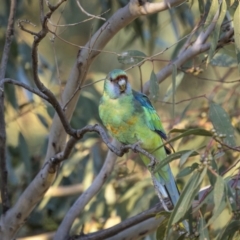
[0,161,58,239]
[0,0,17,214]
[53,139,119,240]
[71,202,167,240]
[143,22,234,93]
[0,0,16,80]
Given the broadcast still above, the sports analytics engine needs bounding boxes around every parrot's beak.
[118,79,126,92]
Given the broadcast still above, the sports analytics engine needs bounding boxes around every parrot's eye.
[110,77,113,82]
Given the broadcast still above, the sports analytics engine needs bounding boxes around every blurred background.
[1,0,240,239]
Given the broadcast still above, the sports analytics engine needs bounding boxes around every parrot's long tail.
[154,165,189,232]
[152,164,179,210]
[164,165,180,206]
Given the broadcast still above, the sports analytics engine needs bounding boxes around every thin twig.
[0,0,17,214]
[40,0,44,23]
[29,0,76,136]
[62,22,110,110]
[76,0,106,21]
[157,94,207,105]
[3,78,49,101]
[80,78,105,89]
[221,159,240,176]
[17,19,38,36]
[47,8,110,27]
[214,138,240,152]
[47,28,118,54]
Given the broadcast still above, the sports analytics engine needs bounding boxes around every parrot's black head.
[104,69,132,99]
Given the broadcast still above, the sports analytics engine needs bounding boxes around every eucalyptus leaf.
[208,154,220,186]
[199,217,210,240]
[177,163,199,178]
[207,0,227,64]
[179,150,196,167]
[207,167,217,186]
[166,167,207,237]
[213,176,225,212]
[154,128,212,153]
[207,192,227,226]
[209,102,236,147]
[156,217,169,240]
[170,128,212,136]
[204,0,218,30]
[154,150,199,173]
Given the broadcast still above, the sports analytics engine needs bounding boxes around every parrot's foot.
[147,157,158,171]
[120,141,142,155]
[131,141,142,153]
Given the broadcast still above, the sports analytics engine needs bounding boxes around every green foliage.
[198,217,210,240]
[154,150,199,173]
[209,102,236,146]
[166,167,207,237]
[206,0,227,64]
[1,0,240,239]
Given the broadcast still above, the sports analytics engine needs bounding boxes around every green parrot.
[99,69,179,211]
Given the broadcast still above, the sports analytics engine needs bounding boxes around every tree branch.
[76,0,106,21]
[71,202,168,240]
[53,139,119,240]
[143,24,234,93]
[0,161,58,239]
[30,0,76,137]
[2,78,49,101]
[0,0,17,81]
[0,0,17,214]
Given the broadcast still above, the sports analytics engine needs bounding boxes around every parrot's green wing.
[132,90,171,154]
[132,90,167,139]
